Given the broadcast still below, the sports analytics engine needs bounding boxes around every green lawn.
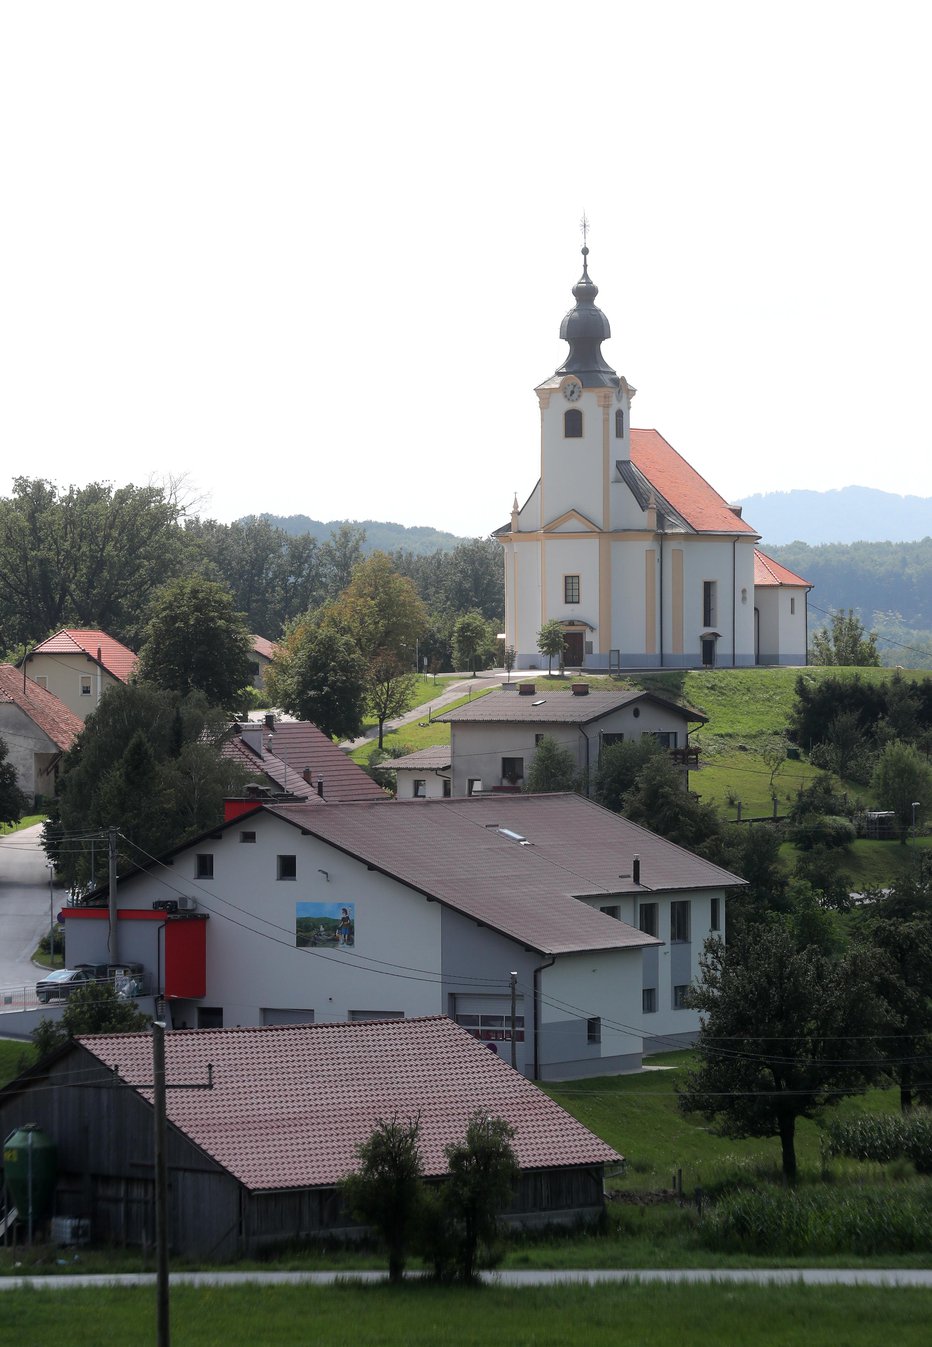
[0,1281,929,1347]
[350,683,496,768]
[0,813,45,836]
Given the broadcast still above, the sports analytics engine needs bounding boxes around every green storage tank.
[3,1125,57,1225]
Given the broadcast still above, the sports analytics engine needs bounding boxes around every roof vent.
[518,682,536,696]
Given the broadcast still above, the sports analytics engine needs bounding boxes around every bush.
[824,1111,932,1174]
[702,1185,932,1255]
[791,815,857,850]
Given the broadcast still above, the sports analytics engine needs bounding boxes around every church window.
[564,408,583,438]
[564,574,580,604]
[615,408,624,438]
[790,597,796,615]
[702,581,717,627]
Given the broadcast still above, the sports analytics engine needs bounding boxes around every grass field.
[0,1280,930,1347]
[350,681,496,768]
[0,813,44,836]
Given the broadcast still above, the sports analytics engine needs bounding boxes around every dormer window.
[615,408,624,438]
[564,408,583,438]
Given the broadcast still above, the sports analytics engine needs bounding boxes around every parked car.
[35,968,93,1003]
[73,962,146,998]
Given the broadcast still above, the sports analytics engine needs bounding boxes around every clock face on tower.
[563,380,582,402]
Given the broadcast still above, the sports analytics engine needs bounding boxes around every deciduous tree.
[266,616,368,741]
[523,736,579,794]
[442,1112,519,1282]
[136,575,252,708]
[536,619,566,676]
[810,609,880,666]
[870,740,932,842]
[452,610,496,675]
[341,1116,424,1284]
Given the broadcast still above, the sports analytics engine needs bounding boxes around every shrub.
[824,1111,932,1174]
[791,815,856,851]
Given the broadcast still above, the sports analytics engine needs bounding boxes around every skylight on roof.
[532,699,546,706]
[497,827,527,843]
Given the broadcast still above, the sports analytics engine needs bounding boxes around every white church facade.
[495,248,810,671]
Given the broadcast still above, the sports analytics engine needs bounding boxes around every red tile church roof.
[630,430,758,535]
[754,550,812,588]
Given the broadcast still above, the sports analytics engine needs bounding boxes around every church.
[495,247,810,671]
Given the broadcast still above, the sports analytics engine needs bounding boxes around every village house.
[248,635,277,691]
[222,716,387,802]
[60,793,743,1077]
[496,246,811,670]
[0,1017,622,1259]
[0,663,83,804]
[20,629,137,721]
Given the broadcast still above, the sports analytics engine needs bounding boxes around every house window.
[467,778,482,796]
[239,831,256,844]
[277,854,297,880]
[413,779,426,798]
[642,987,657,1014]
[644,730,677,749]
[564,408,583,438]
[442,778,452,798]
[671,900,691,942]
[600,904,621,920]
[80,676,92,696]
[638,902,658,937]
[195,854,214,879]
[615,408,624,438]
[564,574,580,604]
[790,597,796,615]
[710,896,720,931]
[501,757,524,784]
[587,1016,601,1045]
[703,580,717,627]
[601,732,624,749]
[34,675,48,689]
[535,733,545,746]
[673,984,690,1010]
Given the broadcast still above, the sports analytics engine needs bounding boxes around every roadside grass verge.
[350,683,496,768]
[0,813,45,836]
[0,1039,33,1085]
[1,1281,930,1347]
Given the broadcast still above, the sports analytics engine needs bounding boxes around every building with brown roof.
[61,793,744,1078]
[222,717,386,802]
[248,634,278,690]
[0,1017,622,1259]
[21,629,138,721]
[495,247,812,670]
[0,664,84,803]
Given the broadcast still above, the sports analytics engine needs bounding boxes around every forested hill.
[256,515,470,555]
[737,485,932,545]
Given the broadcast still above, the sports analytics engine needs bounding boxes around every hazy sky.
[2,2,929,538]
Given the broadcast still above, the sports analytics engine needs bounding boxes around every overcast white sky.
[2,2,930,538]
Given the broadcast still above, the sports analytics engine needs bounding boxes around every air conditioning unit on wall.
[177,896,198,912]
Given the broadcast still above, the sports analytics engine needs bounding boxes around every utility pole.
[107,826,119,965]
[510,971,518,1069]
[153,1021,170,1347]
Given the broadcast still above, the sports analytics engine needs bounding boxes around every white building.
[61,793,743,1080]
[495,247,811,671]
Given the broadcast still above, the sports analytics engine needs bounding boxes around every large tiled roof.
[221,720,386,802]
[754,549,811,588]
[0,664,83,750]
[264,793,743,956]
[79,1017,622,1191]
[630,430,759,536]
[436,688,705,726]
[28,629,138,682]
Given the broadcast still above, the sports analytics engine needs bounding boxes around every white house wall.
[756,587,808,666]
[26,654,118,720]
[539,949,644,1080]
[0,705,59,799]
[393,768,449,800]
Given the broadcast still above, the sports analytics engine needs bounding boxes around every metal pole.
[153,1021,170,1347]
[510,971,518,1070]
[108,826,119,965]
[47,864,55,966]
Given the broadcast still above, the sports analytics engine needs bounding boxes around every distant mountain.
[736,486,932,546]
[254,515,470,555]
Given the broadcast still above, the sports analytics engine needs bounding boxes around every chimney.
[518,682,536,696]
[97,646,102,663]
[729,504,743,519]
[571,681,589,696]
[264,712,275,730]
[302,767,313,786]
[633,854,640,885]
[317,776,324,798]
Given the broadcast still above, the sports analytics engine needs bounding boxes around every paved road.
[0,823,62,992]
[1,1267,931,1290]
[341,671,504,752]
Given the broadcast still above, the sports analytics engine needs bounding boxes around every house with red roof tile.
[221,715,386,802]
[0,1017,622,1258]
[248,634,278,690]
[0,663,83,803]
[60,793,744,1080]
[21,629,138,721]
[495,248,811,669]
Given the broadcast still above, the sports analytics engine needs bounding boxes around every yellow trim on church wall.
[598,389,612,532]
[645,549,656,654]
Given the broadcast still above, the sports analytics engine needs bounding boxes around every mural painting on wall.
[296,901,355,949]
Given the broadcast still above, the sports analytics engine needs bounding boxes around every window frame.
[413,779,427,798]
[563,574,581,605]
[80,675,92,696]
[673,984,690,1010]
[501,756,524,784]
[615,407,624,438]
[587,1016,601,1045]
[710,896,720,932]
[195,854,214,879]
[670,900,691,943]
[239,830,257,844]
[702,580,717,627]
[642,987,657,1014]
[638,902,659,938]
[563,408,583,438]
[277,854,297,881]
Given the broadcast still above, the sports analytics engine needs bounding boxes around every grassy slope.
[349,683,496,768]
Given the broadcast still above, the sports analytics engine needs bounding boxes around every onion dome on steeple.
[554,245,617,387]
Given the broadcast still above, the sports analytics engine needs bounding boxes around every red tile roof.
[251,635,278,661]
[0,664,84,751]
[754,549,811,588]
[221,720,386,802]
[264,793,743,956]
[80,1017,621,1190]
[630,430,758,535]
[28,629,138,682]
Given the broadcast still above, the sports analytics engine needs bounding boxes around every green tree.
[523,736,580,794]
[338,552,427,664]
[452,610,495,675]
[870,740,932,842]
[592,737,665,813]
[810,609,881,666]
[266,616,368,741]
[679,926,881,1182]
[368,651,418,750]
[340,1116,424,1284]
[0,734,29,826]
[32,981,151,1060]
[855,910,932,1112]
[442,1112,519,1282]
[136,575,252,707]
[42,685,255,892]
[621,754,724,853]
[536,619,566,676]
